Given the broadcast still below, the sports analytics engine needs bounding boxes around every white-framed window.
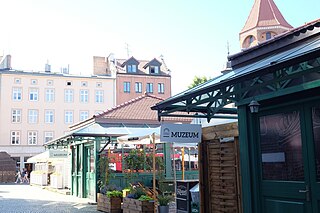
[29,88,39,101]
[14,78,21,84]
[95,111,103,115]
[150,66,159,74]
[81,81,88,87]
[45,110,54,123]
[28,131,37,145]
[146,83,153,93]
[11,131,21,145]
[12,87,22,101]
[135,82,142,93]
[28,109,38,124]
[47,80,53,86]
[80,111,89,121]
[12,109,22,123]
[65,111,73,124]
[96,82,102,87]
[95,90,104,103]
[127,64,137,73]
[45,89,55,102]
[80,90,89,103]
[64,89,74,102]
[124,82,130,93]
[31,79,37,85]
[44,131,54,143]
[158,83,164,94]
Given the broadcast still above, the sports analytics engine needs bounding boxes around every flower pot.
[158,205,169,213]
[97,193,122,213]
[123,197,154,212]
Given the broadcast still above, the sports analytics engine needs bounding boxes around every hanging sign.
[160,124,202,143]
[49,150,68,158]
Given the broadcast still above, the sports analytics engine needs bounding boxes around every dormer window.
[127,64,137,73]
[150,66,159,74]
[266,32,272,40]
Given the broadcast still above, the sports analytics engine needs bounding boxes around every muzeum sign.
[160,123,202,143]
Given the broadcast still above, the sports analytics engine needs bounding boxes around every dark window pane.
[312,107,320,182]
[259,111,304,181]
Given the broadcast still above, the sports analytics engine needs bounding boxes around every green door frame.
[239,93,320,212]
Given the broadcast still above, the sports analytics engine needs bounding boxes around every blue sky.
[0,0,319,94]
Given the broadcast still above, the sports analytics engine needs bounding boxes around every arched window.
[266,32,272,40]
[249,35,254,44]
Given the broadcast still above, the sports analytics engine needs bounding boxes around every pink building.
[93,55,171,105]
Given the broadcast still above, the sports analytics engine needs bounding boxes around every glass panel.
[312,107,320,182]
[259,111,304,181]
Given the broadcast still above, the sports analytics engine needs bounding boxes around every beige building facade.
[0,56,116,170]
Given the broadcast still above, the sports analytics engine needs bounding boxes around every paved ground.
[0,183,99,213]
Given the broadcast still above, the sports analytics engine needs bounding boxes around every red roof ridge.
[95,93,165,118]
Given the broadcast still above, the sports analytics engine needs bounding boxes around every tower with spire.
[239,0,293,49]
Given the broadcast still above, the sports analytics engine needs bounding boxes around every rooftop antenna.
[227,41,230,56]
[125,43,131,58]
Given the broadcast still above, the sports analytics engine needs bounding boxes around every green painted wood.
[264,199,305,213]
[237,105,253,213]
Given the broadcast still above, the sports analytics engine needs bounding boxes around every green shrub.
[138,195,154,201]
[106,190,123,198]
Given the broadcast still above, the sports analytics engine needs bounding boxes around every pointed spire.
[239,0,293,49]
[241,0,292,33]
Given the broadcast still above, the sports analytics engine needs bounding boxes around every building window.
[45,110,54,123]
[66,81,72,86]
[95,90,104,103]
[29,88,39,101]
[96,82,102,87]
[95,111,103,115]
[80,111,89,121]
[150,66,159,74]
[12,87,22,101]
[65,111,73,124]
[124,82,130,93]
[158,83,164,94]
[249,35,254,44]
[31,79,37,85]
[14,78,21,84]
[146,83,153,93]
[266,32,272,40]
[64,89,74,102]
[80,90,89,103]
[11,131,21,145]
[28,109,38,124]
[28,131,37,145]
[12,109,22,123]
[47,80,53,86]
[44,131,54,143]
[135,82,142,93]
[127,64,137,73]
[45,89,55,102]
[81,81,88,87]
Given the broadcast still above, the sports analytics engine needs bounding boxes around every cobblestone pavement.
[0,183,99,213]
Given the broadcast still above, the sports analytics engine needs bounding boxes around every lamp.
[249,99,260,113]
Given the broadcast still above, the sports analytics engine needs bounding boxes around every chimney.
[0,55,11,70]
[45,61,51,73]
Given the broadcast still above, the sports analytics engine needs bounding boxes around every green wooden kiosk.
[152,20,320,213]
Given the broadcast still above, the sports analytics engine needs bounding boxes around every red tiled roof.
[95,93,191,122]
[241,0,293,33]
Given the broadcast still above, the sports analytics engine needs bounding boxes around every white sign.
[49,150,68,158]
[160,124,202,143]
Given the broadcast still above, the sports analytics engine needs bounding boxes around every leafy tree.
[188,76,209,89]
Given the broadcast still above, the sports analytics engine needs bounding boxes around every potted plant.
[123,185,155,212]
[157,194,173,213]
[97,186,123,213]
